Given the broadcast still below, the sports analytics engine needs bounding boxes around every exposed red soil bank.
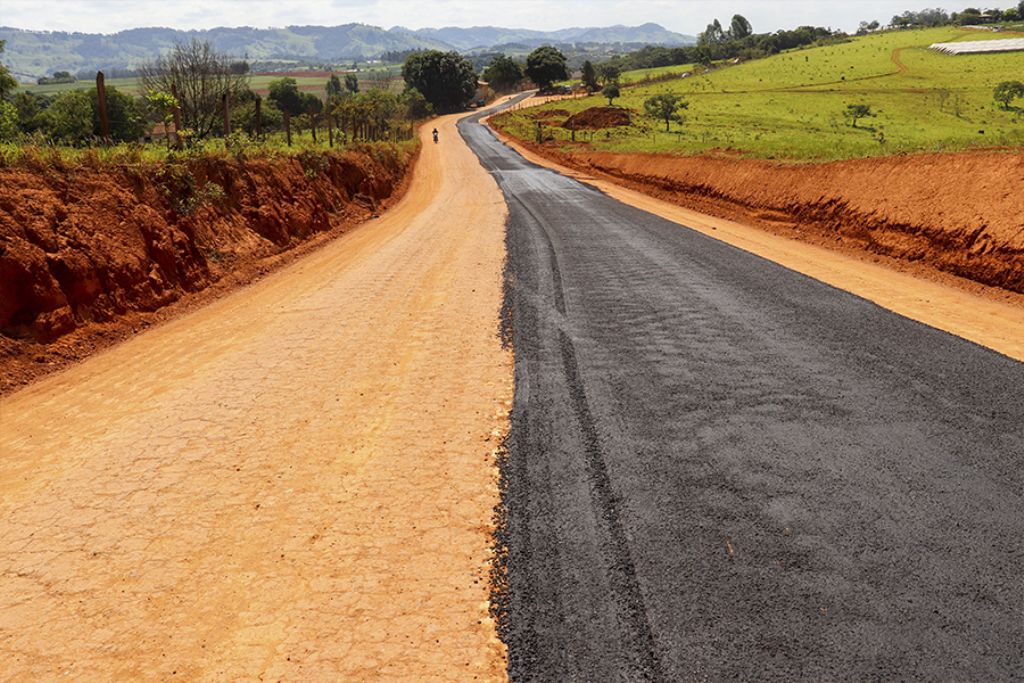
[562,107,632,129]
[508,144,1024,294]
[0,147,413,391]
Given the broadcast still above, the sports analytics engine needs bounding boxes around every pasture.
[496,26,1024,160]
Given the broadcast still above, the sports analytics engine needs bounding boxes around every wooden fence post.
[222,93,230,137]
[170,84,183,149]
[95,71,110,143]
[284,110,292,146]
[327,114,334,147]
[255,96,262,139]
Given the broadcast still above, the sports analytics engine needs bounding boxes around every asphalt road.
[459,104,1024,681]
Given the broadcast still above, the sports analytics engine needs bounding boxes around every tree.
[525,46,569,91]
[12,91,45,133]
[139,39,249,138]
[581,60,599,92]
[401,88,432,119]
[483,54,524,93]
[402,50,477,112]
[700,19,726,44]
[345,73,359,94]
[845,103,874,127]
[730,15,753,39]
[92,86,146,141]
[0,100,17,141]
[0,40,17,100]
[598,64,621,86]
[44,90,93,143]
[993,81,1024,109]
[644,93,688,131]
[268,77,305,117]
[326,74,343,99]
[602,83,621,106]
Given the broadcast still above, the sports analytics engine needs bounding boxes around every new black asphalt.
[458,100,1024,682]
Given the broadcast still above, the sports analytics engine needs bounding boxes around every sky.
[0,0,992,35]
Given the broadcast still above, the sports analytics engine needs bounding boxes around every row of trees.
[887,3,1024,28]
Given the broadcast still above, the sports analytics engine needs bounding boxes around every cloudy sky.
[0,0,981,35]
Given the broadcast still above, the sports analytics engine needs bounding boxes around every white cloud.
[0,0,973,35]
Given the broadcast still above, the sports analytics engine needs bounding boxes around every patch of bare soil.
[531,108,570,120]
[562,107,632,129]
[0,147,415,394]
[521,146,1024,294]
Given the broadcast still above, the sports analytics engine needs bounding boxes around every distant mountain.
[403,23,694,51]
[0,22,695,81]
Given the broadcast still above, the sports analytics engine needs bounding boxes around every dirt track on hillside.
[0,111,511,680]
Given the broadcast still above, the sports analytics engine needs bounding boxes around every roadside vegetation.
[492,19,1024,161]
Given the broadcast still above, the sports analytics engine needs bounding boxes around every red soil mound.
[562,107,632,130]
[526,146,1024,293]
[0,148,412,344]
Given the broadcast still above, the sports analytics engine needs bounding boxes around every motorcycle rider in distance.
[432,128,439,143]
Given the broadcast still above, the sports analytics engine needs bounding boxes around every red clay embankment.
[0,146,413,391]
[508,144,1024,294]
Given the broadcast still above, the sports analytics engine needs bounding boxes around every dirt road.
[461,107,1024,680]
[0,110,511,680]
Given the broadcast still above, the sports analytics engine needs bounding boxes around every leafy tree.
[326,74,343,99]
[345,73,359,94]
[993,81,1024,109]
[44,90,93,143]
[644,93,688,131]
[525,46,569,91]
[268,77,305,116]
[12,91,46,133]
[694,46,713,67]
[483,54,524,93]
[602,83,621,106]
[139,39,249,138]
[402,50,477,112]
[598,64,621,86]
[845,103,874,127]
[231,97,282,136]
[581,60,599,92]
[0,100,17,141]
[0,40,17,100]
[730,15,753,39]
[700,19,726,44]
[401,88,432,119]
[91,86,146,141]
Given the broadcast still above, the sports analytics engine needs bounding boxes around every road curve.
[0,108,513,680]
[460,105,1024,681]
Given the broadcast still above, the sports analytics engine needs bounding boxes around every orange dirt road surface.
[489,125,1024,363]
[0,107,513,680]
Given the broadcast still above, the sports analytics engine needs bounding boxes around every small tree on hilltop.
[581,60,599,93]
[730,15,753,39]
[525,46,569,92]
[603,83,621,106]
[993,81,1024,110]
[644,93,688,132]
[845,103,874,128]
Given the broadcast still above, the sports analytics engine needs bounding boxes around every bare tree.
[140,39,249,139]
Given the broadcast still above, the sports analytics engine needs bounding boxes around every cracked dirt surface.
[0,108,511,681]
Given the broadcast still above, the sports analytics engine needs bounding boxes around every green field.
[497,27,1024,160]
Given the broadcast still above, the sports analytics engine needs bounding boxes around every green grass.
[0,129,418,169]
[495,26,1024,161]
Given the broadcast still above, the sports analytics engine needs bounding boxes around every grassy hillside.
[495,27,1024,160]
